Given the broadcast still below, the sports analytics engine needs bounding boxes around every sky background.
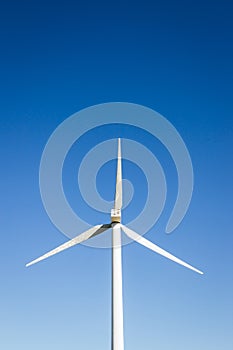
[0,0,233,349]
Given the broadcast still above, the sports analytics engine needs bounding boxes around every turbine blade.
[26,224,111,267]
[121,225,203,275]
[114,138,122,210]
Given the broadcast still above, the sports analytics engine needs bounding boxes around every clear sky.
[0,0,232,349]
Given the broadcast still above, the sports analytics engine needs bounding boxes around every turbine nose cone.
[111,209,121,223]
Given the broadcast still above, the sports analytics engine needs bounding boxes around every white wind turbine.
[26,138,203,350]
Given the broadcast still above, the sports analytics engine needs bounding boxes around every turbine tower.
[26,138,203,350]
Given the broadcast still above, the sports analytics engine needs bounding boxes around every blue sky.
[0,0,232,349]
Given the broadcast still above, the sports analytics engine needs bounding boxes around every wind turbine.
[26,138,203,350]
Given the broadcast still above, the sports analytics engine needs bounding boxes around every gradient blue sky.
[0,1,232,349]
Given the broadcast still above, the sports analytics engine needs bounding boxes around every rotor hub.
[111,208,121,223]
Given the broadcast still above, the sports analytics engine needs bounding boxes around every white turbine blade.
[26,224,111,267]
[121,225,203,275]
[114,138,122,210]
